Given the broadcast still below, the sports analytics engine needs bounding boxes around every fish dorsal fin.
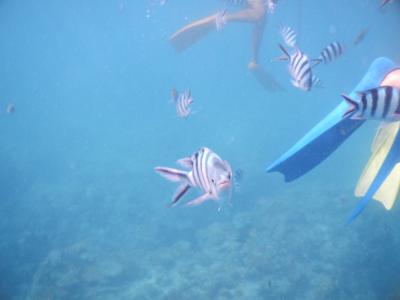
[273,44,289,61]
[154,167,188,182]
[176,157,193,169]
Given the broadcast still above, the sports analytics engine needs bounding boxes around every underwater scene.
[1,0,400,299]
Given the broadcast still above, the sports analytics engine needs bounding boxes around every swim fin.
[355,120,400,211]
[348,121,400,223]
[169,13,220,53]
[266,57,398,182]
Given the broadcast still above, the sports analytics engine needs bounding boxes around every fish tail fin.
[154,166,188,182]
[341,94,359,118]
[347,196,372,224]
[272,44,290,61]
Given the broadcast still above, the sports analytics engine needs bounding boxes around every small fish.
[280,25,297,48]
[342,86,400,121]
[353,28,369,45]
[155,147,233,208]
[277,44,313,92]
[171,89,193,119]
[6,103,15,114]
[312,42,345,66]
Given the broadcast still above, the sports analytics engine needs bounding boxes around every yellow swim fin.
[169,13,219,53]
[355,122,400,210]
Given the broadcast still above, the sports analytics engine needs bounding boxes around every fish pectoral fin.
[185,193,212,207]
[170,184,191,206]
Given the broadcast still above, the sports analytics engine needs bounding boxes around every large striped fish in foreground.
[277,44,313,92]
[312,41,345,66]
[171,88,193,119]
[155,147,233,209]
[342,86,400,121]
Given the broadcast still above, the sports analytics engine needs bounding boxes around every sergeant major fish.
[155,147,233,208]
[312,41,345,66]
[277,44,313,92]
[171,88,193,119]
[342,86,400,121]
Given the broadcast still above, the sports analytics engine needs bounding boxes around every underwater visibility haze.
[0,0,400,299]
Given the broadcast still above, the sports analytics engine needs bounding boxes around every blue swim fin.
[267,57,398,182]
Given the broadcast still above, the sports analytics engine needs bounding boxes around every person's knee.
[252,7,265,21]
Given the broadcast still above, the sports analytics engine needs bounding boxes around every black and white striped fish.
[155,147,233,208]
[342,86,400,121]
[277,44,313,92]
[313,42,345,66]
[280,25,297,48]
[171,88,193,118]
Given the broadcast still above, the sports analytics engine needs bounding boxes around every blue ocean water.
[0,0,399,299]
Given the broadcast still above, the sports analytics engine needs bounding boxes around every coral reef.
[18,175,400,300]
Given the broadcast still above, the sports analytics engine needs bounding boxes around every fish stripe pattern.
[343,87,400,122]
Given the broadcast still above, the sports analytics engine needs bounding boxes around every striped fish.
[171,88,193,118]
[277,44,313,92]
[280,25,297,48]
[313,42,345,66]
[155,147,233,208]
[342,86,400,121]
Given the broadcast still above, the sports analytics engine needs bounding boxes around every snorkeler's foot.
[215,10,227,31]
[248,60,259,70]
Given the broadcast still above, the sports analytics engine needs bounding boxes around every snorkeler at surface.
[170,0,277,70]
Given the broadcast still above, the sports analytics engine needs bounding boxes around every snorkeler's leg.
[225,0,266,23]
[248,17,265,69]
[169,0,266,52]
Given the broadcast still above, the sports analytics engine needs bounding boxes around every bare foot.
[248,60,259,70]
[215,10,227,31]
